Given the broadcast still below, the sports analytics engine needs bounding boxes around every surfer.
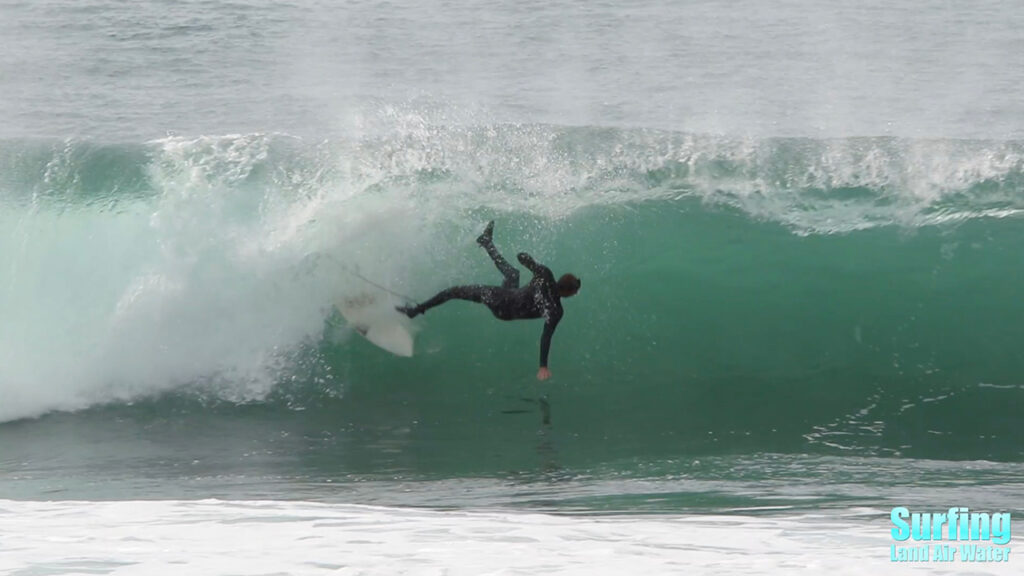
[397,221,580,381]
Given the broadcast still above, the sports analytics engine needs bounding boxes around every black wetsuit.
[404,240,564,368]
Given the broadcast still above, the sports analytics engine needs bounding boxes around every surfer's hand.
[537,367,551,381]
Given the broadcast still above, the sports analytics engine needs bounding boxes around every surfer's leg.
[397,285,493,318]
[477,221,519,289]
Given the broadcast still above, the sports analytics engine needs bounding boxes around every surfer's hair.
[558,273,581,297]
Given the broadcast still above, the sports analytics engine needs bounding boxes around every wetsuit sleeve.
[517,252,549,277]
[539,309,562,368]
[518,251,561,366]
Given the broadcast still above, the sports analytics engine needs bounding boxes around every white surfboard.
[336,292,415,357]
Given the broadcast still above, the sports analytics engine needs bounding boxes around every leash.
[310,252,415,302]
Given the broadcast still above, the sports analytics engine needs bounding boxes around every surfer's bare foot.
[477,220,495,246]
[396,304,421,318]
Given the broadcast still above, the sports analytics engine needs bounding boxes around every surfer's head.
[557,273,581,297]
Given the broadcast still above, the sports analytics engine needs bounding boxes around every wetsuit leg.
[483,243,520,289]
[477,222,520,289]
[396,222,520,319]
[398,285,495,318]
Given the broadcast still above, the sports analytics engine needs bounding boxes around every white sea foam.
[3,499,1014,576]
[0,135,432,422]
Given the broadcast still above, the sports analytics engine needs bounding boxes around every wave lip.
[2,129,1023,230]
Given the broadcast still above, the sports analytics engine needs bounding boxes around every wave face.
[1,124,1023,462]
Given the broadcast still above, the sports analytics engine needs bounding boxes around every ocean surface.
[2,1,1023,574]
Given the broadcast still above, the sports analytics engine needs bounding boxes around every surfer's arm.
[537,309,562,379]
[517,252,551,277]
